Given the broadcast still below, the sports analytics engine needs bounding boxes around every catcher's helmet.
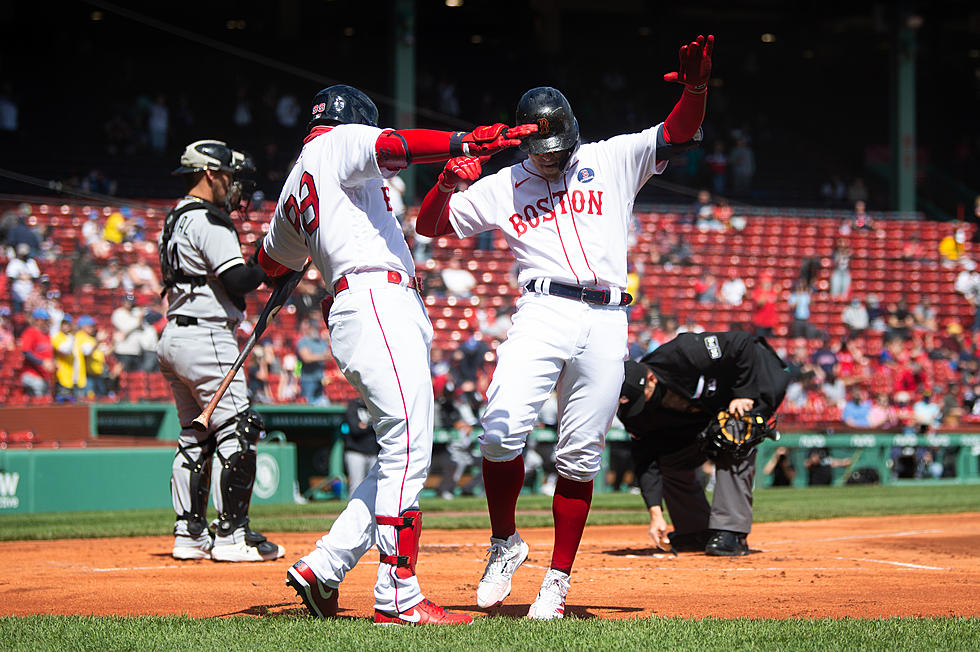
[516,87,579,155]
[309,84,379,129]
[172,140,254,177]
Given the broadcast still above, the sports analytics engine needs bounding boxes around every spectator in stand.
[111,295,144,372]
[865,294,886,332]
[6,243,40,314]
[750,274,779,338]
[51,314,83,401]
[719,269,747,306]
[787,280,813,338]
[849,199,875,232]
[441,257,477,298]
[343,398,380,494]
[728,135,755,197]
[841,387,872,427]
[20,307,53,397]
[694,272,719,304]
[98,258,129,291]
[939,224,966,266]
[69,244,99,292]
[127,256,163,295]
[663,231,693,268]
[276,353,301,403]
[479,305,513,344]
[147,94,169,154]
[885,297,915,340]
[4,212,41,256]
[297,318,330,405]
[762,446,795,487]
[940,383,964,427]
[820,175,846,208]
[804,448,851,486]
[912,391,942,434]
[912,298,938,333]
[901,233,928,263]
[687,189,713,225]
[847,178,869,206]
[811,336,838,381]
[76,315,107,398]
[0,308,14,351]
[841,297,869,338]
[705,141,728,194]
[829,240,851,299]
[103,209,128,244]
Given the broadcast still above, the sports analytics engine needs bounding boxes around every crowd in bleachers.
[3,196,980,436]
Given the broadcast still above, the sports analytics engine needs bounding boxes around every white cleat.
[211,527,285,562]
[527,568,570,620]
[476,531,529,609]
[172,533,214,560]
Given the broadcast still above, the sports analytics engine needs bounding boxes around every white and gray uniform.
[444,125,667,481]
[156,197,249,536]
[262,124,434,613]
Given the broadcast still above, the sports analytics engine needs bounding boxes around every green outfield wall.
[0,442,297,514]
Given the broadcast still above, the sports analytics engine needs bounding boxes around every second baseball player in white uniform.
[257,85,535,625]
[416,35,714,619]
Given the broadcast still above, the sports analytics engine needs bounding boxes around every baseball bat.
[191,260,311,432]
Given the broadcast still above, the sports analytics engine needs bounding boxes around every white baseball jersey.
[262,124,414,287]
[161,198,247,321]
[446,124,667,290]
[442,124,667,482]
[263,123,436,614]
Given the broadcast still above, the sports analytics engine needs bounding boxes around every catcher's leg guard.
[214,408,265,535]
[377,509,422,580]
[172,434,217,536]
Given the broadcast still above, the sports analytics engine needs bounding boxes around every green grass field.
[2,484,979,650]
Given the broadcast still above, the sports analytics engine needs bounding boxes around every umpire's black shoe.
[668,530,712,553]
[705,530,750,556]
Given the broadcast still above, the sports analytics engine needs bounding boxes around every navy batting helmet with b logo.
[516,87,579,155]
[308,84,379,129]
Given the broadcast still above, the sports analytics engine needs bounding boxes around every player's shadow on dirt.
[604,546,677,556]
[218,603,359,619]
[474,604,643,619]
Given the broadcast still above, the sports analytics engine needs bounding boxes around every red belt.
[333,271,422,295]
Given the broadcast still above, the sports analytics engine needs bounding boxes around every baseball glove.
[697,410,780,461]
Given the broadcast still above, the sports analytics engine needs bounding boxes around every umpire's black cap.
[619,360,652,419]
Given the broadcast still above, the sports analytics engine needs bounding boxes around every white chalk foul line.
[93,565,183,572]
[829,556,947,571]
[764,528,945,546]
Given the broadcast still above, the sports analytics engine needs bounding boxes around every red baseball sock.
[550,475,594,574]
[483,456,525,540]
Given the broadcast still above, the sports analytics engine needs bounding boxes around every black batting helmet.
[308,84,379,129]
[516,87,579,155]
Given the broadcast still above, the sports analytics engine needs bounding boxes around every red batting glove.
[438,156,486,192]
[663,34,714,93]
[460,123,538,156]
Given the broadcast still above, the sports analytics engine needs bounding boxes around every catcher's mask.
[172,140,255,215]
[697,410,780,461]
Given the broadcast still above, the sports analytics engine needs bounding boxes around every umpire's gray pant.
[661,442,755,535]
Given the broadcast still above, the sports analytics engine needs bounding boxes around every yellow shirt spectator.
[103,211,127,244]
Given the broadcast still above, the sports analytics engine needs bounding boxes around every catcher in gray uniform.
[158,139,285,562]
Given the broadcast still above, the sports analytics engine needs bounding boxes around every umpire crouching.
[617,331,790,555]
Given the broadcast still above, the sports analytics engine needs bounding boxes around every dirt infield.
[3,512,979,620]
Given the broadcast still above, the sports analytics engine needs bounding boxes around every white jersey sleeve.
[599,123,668,197]
[198,222,246,276]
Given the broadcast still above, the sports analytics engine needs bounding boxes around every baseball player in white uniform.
[415,35,714,619]
[158,140,285,562]
[256,84,535,625]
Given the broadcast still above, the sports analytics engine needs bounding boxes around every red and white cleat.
[286,560,338,618]
[374,598,473,626]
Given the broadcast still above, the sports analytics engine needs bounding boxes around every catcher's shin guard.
[173,435,217,535]
[214,409,265,534]
[377,509,422,579]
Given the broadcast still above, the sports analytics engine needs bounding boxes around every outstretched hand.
[663,34,714,90]
[438,156,487,191]
[461,123,538,156]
